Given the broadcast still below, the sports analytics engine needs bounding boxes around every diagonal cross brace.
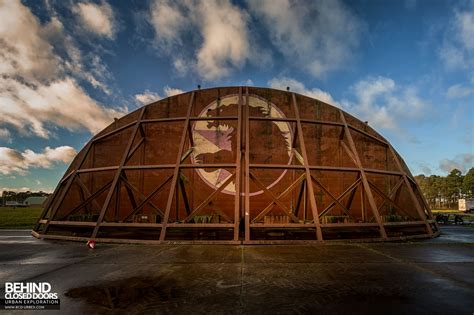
[75,176,106,215]
[368,180,413,219]
[60,179,113,220]
[376,177,404,211]
[249,171,300,223]
[183,173,236,222]
[179,172,233,223]
[318,177,362,218]
[252,173,305,223]
[120,174,166,220]
[311,175,353,218]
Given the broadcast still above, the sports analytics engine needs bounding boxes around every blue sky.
[0,0,472,193]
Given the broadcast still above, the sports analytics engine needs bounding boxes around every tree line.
[1,191,50,205]
[415,168,474,209]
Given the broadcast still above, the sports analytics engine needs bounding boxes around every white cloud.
[163,86,184,97]
[439,153,474,174]
[149,0,251,80]
[0,146,77,176]
[0,0,123,138]
[0,0,62,82]
[341,76,429,132]
[417,163,432,176]
[40,14,113,94]
[194,1,250,80]
[73,1,116,38]
[134,86,185,105]
[150,0,187,49]
[268,77,339,106]
[134,90,161,105]
[268,76,430,137]
[439,3,474,70]
[446,83,474,98]
[248,0,364,77]
[458,9,474,51]
[0,76,125,138]
[0,128,11,143]
[172,58,189,76]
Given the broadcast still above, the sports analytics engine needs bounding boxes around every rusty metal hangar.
[32,87,439,244]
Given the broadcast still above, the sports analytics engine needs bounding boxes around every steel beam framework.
[33,87,439,244]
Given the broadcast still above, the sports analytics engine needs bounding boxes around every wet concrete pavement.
[0,227,473,314]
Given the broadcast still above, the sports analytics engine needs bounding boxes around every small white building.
[458,198,474,213]
[22,196,47,207]
[5,201,20,207]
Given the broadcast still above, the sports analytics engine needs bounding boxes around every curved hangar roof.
[33,87,438,244]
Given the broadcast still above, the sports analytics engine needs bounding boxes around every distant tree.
[463,167,474,198]
[415,169,473,209]
[432,175,445,208]
[1,190,51,206]
[415,174,431,204]
[446,169,463,208]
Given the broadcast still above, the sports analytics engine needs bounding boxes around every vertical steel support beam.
[175,174,179,221]
[294,179,306,217]
[179,177,191,216]
[159,92,195,241]
[139,124,145,196]
[291,93,323,240]
[339,110,387,239]
[244,87,251,241]
[234,87,243,241]
[115,181,121,222]
[388,145,434,236]
[91,108,146,239]
[303,180,307,221]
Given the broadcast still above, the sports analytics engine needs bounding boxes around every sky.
[0,0,473,193]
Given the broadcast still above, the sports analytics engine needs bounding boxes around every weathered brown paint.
[33,87,435,243]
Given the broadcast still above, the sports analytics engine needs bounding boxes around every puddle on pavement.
[66,276,179,311]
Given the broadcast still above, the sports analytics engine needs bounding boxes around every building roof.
[23,196,47,205]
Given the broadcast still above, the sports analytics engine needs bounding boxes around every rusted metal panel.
[34,87,435,243]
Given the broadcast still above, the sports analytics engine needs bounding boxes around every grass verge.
[431,209,462,213]
[0,207,42,229]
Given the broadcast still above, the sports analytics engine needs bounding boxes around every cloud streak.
[439,153,474,174]
[134,90,161,105]
[0,77,125,138]
[0,0,124,139]
[73,1,117,39]
[268,77,339,106]
[0,128,11,143]
[134,86,185,105]
[149,0,255,80]
[446,83,474,99]
[341,76,429,134]
[0,146,77,176]
[439,2,474,70]
[248,0,364,78]
[269,76,430,138]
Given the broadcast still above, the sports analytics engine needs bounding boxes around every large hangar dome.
[33,87,439,244]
